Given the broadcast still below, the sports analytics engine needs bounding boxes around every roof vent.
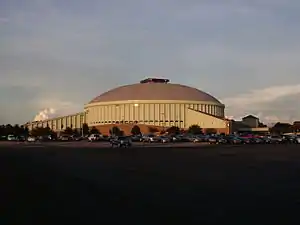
[140,78,170,84]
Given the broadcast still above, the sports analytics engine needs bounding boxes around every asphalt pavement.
[1,143,300,225]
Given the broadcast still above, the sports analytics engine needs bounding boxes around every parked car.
[269,136,283,144]
[38,135,53,142]
[159,136,170,143]
[88,134,102,142]
[142,134,158,142]
[7,135,17,141]
[169,135,181,142]
[261,137,271,144]
[27,136,36,142]
[226,136,243,144]
[131,135,142,142]
[217,137,228,144]
[191,136,202,142]
[282,135,297,143]
[17,136,26,142]
[208,136,218,144]
[110,136,132,148]
[249,138,264,144]
[59,135,71,141]
[294,136,300,144]
[71,135,83,141]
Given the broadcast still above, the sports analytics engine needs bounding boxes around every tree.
[30,128,39,137]
[30,127,53,137]
[0,125,5,136]
[131,125,141,135]
[5,124,13,135]
[258,122,267,128]
[90,126,100,134]
[23,126,29,136]
[270,122,292,134]
[110,126,123,136]
[292,121,300,132]
[82,123,89,136]
[64,127,73,135]
[160,130,166,135]
[13,124,22,136]
[72,129,79,136]
[45,126,54,135]
[166,126,180,134]
[0,124,54,137]
[205,128,217,134]
[188,125,202,135]
[148,126,158,133]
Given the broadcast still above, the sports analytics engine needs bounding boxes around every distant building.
[231,115,269,134]
[242,115,259,128]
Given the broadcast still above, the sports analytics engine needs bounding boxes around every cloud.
[29,98,83,121]
[0,17,9,23]
[33,108,56,121]
[223,84,300,123]
[223,84,300,106]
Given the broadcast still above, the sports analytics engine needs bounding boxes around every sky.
[1,0,300,124]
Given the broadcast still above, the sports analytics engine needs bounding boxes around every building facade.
[85,100,225,129]
[26,112,86,132]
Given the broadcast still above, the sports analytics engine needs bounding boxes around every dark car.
[208,136,227,144]
[217,137,228,144]
[269,136,283,144]
[261,137,271,144]
[59,135,71,141]
[249,138,264,144]
[38,135,53,142]
[71,135,83,141]
[16,136,26,142]
[208,136,218,144]
[282,135,296,144]
[110,136,132,148]
[227,136,243,144]
[131,135,142,142]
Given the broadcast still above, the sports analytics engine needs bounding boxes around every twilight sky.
[1,0,300,124]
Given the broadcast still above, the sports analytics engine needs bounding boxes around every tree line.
[0,123,92,138]
[1,122,299,138]
[0,124,29,137]
[270,122,300,134]
[0,123,206,137]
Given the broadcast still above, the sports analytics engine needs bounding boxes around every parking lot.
[1,143,300,224]
[0,140,210,148]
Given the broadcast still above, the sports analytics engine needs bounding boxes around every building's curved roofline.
[89,78,222,104]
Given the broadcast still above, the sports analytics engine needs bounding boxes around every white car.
[160,136,170,143]
[295,136,300,144]
[88,134,102,142]
[27,136,36,142]
[7,135,17,141]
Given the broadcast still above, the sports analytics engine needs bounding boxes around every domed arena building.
[26,78,230,135]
